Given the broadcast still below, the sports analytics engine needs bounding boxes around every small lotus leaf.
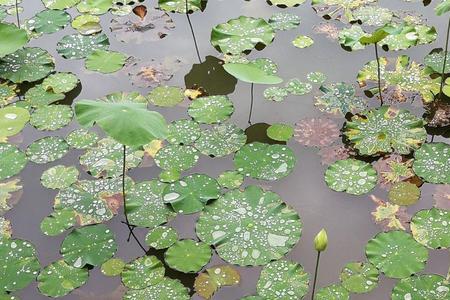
[195,265,240,299]
[0,106,29,140]
[101,258,125,276]
[72,14,101,35]
[121,256,165,289]
[85,49,127,73]
[26,136,68,164]
[0,178,22,215]
[154,144,199,171]
[42,72,79,93]
[267,123,294,142]
[41,165,79,189]
[339,262,379,293]
[292,35,314,48]
[40,209,76,236]
[388,182,420,206]
[165,239,212,273]
[145,226,178,249]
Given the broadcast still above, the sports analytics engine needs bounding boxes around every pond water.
[1,0,450,299]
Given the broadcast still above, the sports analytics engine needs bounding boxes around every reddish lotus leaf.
[313,22,339,40]
[294,117,340,148]
[425,100,450,127]
[318,144,355,165]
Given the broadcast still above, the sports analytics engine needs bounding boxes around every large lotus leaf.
[40,209,76,236]
[145,226,178,249]
[381,25,437,51]
[26,136,69,164]
[0,216,12,238]
[0,144,27,180]
[234,142,296,181]
[325,159,377,195]
[37,260,88,297]
[66,128,98,149]
[196,185,302,266]
[344,106,427,155]
[29,9,71,34]
[0,239,40,293]
[123,277,190,300]
[268,12,301,31]
[188,95,234,124]
[339,262,379,293]
[167,119,201,145]
[165,239,211,273]
[158,0,203,13]
[61,224,117,268]
[194,265,240,299]
[315,82,366,116]
[413,143,450,184]
[57,33,109,59]
[24,84,64,108]
[365,230,428,279]
[75,100,167,147]
[85,50,127,73]
[0,23,28,58]
[267,0,305,7]
[0,47,55,83]
[315,284,350,300]
[162,174,221,214]
[126,180,175,228]
[76,0,113,15]
[391,274,450,299]
[256,260,309,300]
[42,0,80,9]
[223,60,283,84]
[101,258,125,276]
[194,123,246,157]
[41,165,79,189]
[0,178,22,216]
[121,256,165,289]
[154,144,199,171]
[211,16,275,55]
[30,105,73,131]
[0,106,29,140]
[42,72,79,94]
[411,208,450,249]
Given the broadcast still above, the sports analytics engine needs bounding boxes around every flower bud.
[314,229,328,252]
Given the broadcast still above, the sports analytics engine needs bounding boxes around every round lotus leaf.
[268,12,301,31]
[211,16,275,55]
[0,238,40,293]
[413,143,450,184]
[79,138,143,178]
[72,14,101,35]
[126,180,175,228]
[123,277,189,300]
[30,105,73,131]
[28,9,71,34]
[217,170,243,189]
[223,59,283,85]
[411,208,450,249]
[162,174,220,214]
[145,226,178,249]
[165,239,212,273]
[77,0,113,15]
[159,169,180,183]
[267,123,294,142]
[167,119,201,145]
[42,0,80,9]
[57,33,110,59]
[234,142,296,181]
[41,165,79,189]
[101,258,125,276]
[315,82,366,116]
[61,224,117,268]
[24,84,64,108]
[194,123,246,157]
[325,159,377,195]
[188,95,234,124]
[42,72,79,94]
[307,71,327,85]
[40,209,76,236]
[365,230,428,279]
[85,49,127,73]
[264,86,289,102]
[292,35,314,48]
[388,182,420,206]
[66,128,98,149]
[285,79,312,95]
[158,0,203,13]
[196,185,302,266]
[315,284,350,300]
[0,22,28,58]
[194,265,240,299]
[0,106,29,139]
[147,86,184,107]
[0,216,11,238]
[256,260,309,300]
[37,260,88,297]
[26,136,69,164]
[391,274,450,300]
[0,144,26,180]
[0,47,55,83]
[339,262,379,293]
[0,82,17,107]
[344,106,427,156]
[154,144,199,171]
[122,256,165,289]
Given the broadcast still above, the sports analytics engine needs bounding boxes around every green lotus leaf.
[267,0,305,7]
[30,105,73,131]
[101,258,125,276]
[40,209,76,236]
[240,296,264,300]
[101,91,147,103]
[263,86,289,102]
[352,6,393,26]
[365,230,428,279]
[315,284,350,300]
[0,238,40,293]
[315,82,366,115]
[42,72,79,93]
[24,84,64,108]
[307,71,327,85]
[292,35,314,48]
[194,123,246,157]
[391,274,450,299]
[388,182,420,206]
[0,216,12,239]
[0,294,20,300]
[26,136,69,164]
[338,25,368,51]
[158,0,203,13]
[381,25,436,51]
[436,0,450,16]
[268,12,301,31]
[0,23,28,58]
[41,165,78,189]
[75,100,167,147]
[66,128,98,149]
[126,180,175,228]
[123,277,189,300]
[0,178,22,216]
[0,8,5,21]
[0,144,26,180]
[211,16,275,55]
[196,185,302,266]
[167,119,201,145]
[256,260,309,300]
[42,0,80,9]
[0,82,17,107]
[223,59,283,84]
[37,260,88,297]
[188,95,234,124]
[285,78,312,95]
[0,47,55,83]
[162,173,221,214]
[424,51,450,73]
[234,142,296,181]
[154,144,199,171]
[217,170,243,189]
[85,49,127,73]
[194,265,240,299]
[61,224,117,268]
[0,106,29,140]
[413,143,450,184]
[411,208,450,249]
[57,33,109,59]
[145,226,178,249]
[76,0,113,15]
[159,169,181,182]
[165,239,212,273]
[147,86,184,107]
[121,256,165,289]
[28,9,71,34]
[344,106,427,155]
[339,262,379,293]
[71,14,101,35]
[267,123,294,142]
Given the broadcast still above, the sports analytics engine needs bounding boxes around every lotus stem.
[375,43,383,106]
[439,17,450,99]
[15,0,20,27]
[248,83,254,125]
[311,251,321,300]
[185,0,202,63]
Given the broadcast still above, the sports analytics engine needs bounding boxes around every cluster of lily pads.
[0,0,450,299]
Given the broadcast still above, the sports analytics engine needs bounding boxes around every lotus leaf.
[57,33,109,59]
[217,170,244,189]
[41,165,78,189]
[267,123,294,142]
[411,208,450,249]
[371,195,410,231]
[76,0,113,15]
[26,136,68,164]
[42,72,79,93]
[353,6,393,26]
[154,144,199,171]
[147,85,184,107]
[315,82,366,115]
[102,91,147,103]
[66,128,98,149]
[295,117,340,147]
[339,262,379,293]
[424,51,450,73]
[24,84,64,108]
[268,12,301,31]
[28,9,70,34]
[267,0,305,7]
[413,143,450,184]
[123,277,189,300]
[188,95,234,124]
[292,35,314,48]
[0,144,26,180]
[158,0,203,13]
[338,25,368,51]
[307,71,327,84]
[167,119,201,145]
[391,274,450,299]
[388,182,420,206]
[194,123,246,157]
[165,239,212,273]
[101,258,125,276]
[285,78,312,95]
[0,83,17,107]
[145,226,178,249]
[42,0,80,9]
[0,23,28,58]
[194,265,240,299]
[0,216,11,238]
[315,284,350,300]
[30,105,73,131]
[263,86,289,102]
[0,178,22,216]
[223,60,283,85]
[85,49,127,73]
[72,14,101,35]
[0,106,29,140]
[121,256,165,289]
[40,209,76,236]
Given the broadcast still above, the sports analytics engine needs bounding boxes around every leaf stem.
[185,0,202,63]
[15,0,20,27]
[439,17,450,99]
[248,83,254,125]
[375,43,383,106]
[311,251,321,300]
